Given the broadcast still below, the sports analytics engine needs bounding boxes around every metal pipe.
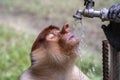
[73,8,109,21]
[110,46,120,80]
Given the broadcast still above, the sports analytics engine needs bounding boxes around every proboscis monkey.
[20,24,89,80]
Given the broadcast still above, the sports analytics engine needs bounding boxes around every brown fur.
[20,24,89,80]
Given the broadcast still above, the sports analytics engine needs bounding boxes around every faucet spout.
[73,9,82,20]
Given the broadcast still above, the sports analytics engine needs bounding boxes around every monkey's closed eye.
[46,33,59,42]
[47,33,55,39]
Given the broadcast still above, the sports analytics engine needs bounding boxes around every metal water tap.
[73,0,109,21]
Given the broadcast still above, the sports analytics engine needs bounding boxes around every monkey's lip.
[68,35,75,40]
[68,34,79,42]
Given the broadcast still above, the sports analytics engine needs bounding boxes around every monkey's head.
[32,23,79,53]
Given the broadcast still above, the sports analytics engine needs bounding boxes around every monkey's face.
[60,24,79,47]
[46,24,79,48]
[45,24,79,56]
[32,24,79,53]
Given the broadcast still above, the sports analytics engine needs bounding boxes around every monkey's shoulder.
[19,70,33,80]
[67,66,90,80]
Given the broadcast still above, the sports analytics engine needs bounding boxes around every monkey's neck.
[30,57,75,77]
[31,47,77,66]
[31,54,76,71]
[30,48,77,76]
[30,60,75,78]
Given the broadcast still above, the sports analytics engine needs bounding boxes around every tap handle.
[107,3,120,23]
[84,0,95,9]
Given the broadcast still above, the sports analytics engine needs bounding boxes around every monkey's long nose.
[61,24,71,34]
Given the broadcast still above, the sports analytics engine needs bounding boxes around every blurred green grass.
[0,0,82,18]
[0,24,33,80]
[76,51,102,80]
[0,24,102,80]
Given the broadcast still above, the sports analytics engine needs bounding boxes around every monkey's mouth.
[67,34,79,44]
[69,35,75,40]
[68,34,79,42]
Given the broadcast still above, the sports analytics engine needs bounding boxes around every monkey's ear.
[46,33,57,41]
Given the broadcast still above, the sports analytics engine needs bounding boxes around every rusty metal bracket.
[102,40,109,80]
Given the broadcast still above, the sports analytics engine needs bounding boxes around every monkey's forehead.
[47,25,60,30]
